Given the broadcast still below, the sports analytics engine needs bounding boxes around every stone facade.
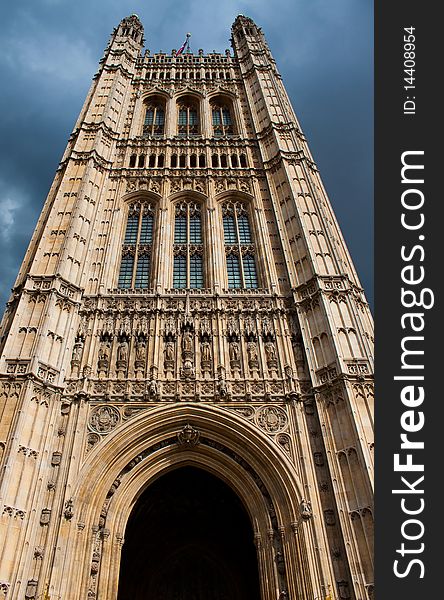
[0,14,374,600]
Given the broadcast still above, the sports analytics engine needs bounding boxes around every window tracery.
[118,202,155,289]
[173,201,204,288]
[211,101,234,136]
[143,98,165,137]
[177,98,199,136]
[222,201,258,289]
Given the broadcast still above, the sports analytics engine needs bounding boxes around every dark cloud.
[0,0,373,310]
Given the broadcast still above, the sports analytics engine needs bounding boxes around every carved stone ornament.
[337,580,351,600]
[300,499,312,520]
[64,498,74,520]
[177,424,200,447]
[25,579,38,599]
[256,406,287,433]
[89,406,120,434]
[86,433,101,452]
[40,509,51,525]
[324,509,336,526]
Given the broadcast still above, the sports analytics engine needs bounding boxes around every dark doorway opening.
[117,466,261,600]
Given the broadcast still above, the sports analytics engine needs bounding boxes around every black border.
[375,2,441,596]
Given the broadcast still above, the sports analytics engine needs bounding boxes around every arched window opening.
[129,154,137,168]
[157,154,164,168]
[138,155,145,168]
[220,154,228,168]
[143,97,166,137]
[190,154,197,168]
[171,154,178,168]
[118,202,155,289]
[222,201,258,289]
[199,154,206,168]
[211,100,234,136]
[177,97,200,136]
[231,154,239,168]
[179,155,186,168]
[148,154,156,168]
[212,154,219,168]
[173,201,204,289]
[240,153,248,168]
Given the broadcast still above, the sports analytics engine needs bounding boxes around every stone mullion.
[155,200,171,291]
[316,392,369,598]
[186,204,191,287]
[130,208,143,288]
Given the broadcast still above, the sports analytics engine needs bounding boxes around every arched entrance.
[117,466,261,600]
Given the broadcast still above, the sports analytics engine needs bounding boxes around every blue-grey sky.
[0,0,373,310]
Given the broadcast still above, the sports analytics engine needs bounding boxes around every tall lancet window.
[177,98,199,136]
[211,100,234,136]
[118,202,155,289]
[143,98,165,136]
[173,201,204,288]
[222,201,258,289]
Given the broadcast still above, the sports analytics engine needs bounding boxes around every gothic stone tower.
[0,14,374,600]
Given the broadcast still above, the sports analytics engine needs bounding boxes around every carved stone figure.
[217,377,228,398]
[300,499,312,520]
[247,341,258,363]
[164,341,174,361]
[265,341,276,362]
[117,340,129,363]
[201,341,211,362]
[229,341,240,361]
[98,343,110,362]
[71,342,83,362]
[135,339,146,361]
[182,331,193,353]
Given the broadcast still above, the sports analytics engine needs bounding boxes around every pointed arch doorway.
[117,466,261,600]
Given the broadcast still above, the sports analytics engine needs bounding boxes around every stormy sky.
[0,0,373,312]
